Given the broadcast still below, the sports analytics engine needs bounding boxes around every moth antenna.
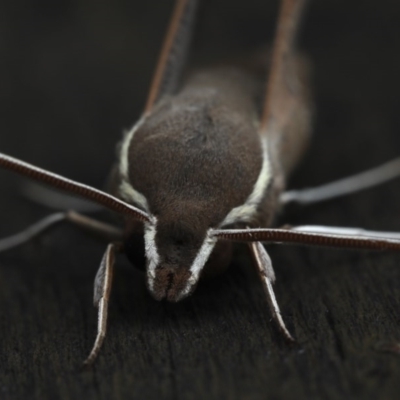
[144,0,199,113]
[213,226,400,251]
[260,0,307,134]
[0,153,151,223]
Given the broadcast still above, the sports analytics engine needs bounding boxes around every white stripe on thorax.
[219,137,271,227]
[118,116,150,211]
[144,218,159,291]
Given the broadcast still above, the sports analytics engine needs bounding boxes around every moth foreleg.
[249,241,295,342]
[0,211,122,253]
[281,156,400,206]
[83,242,119,366]
[21,181,103,213]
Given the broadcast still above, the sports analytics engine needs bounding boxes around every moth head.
[143,216,217,302]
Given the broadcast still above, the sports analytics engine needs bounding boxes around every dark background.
[1,0,400,399]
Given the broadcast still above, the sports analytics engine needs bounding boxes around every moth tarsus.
[83,242,119,366]
[1,0,400,365]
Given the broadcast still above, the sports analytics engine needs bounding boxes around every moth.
[1,0,400,365]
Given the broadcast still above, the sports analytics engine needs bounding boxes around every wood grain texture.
[1,1,400,399]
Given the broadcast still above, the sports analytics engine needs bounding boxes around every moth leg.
[249,241,295,342]
[21,181,102,213]
[83,242,119,366]
[0,211,122,253]
[281,156,400,206]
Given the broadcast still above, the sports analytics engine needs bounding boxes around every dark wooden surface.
[1,1,400,399]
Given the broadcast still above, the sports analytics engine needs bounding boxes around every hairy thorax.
[116,66,278,300]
